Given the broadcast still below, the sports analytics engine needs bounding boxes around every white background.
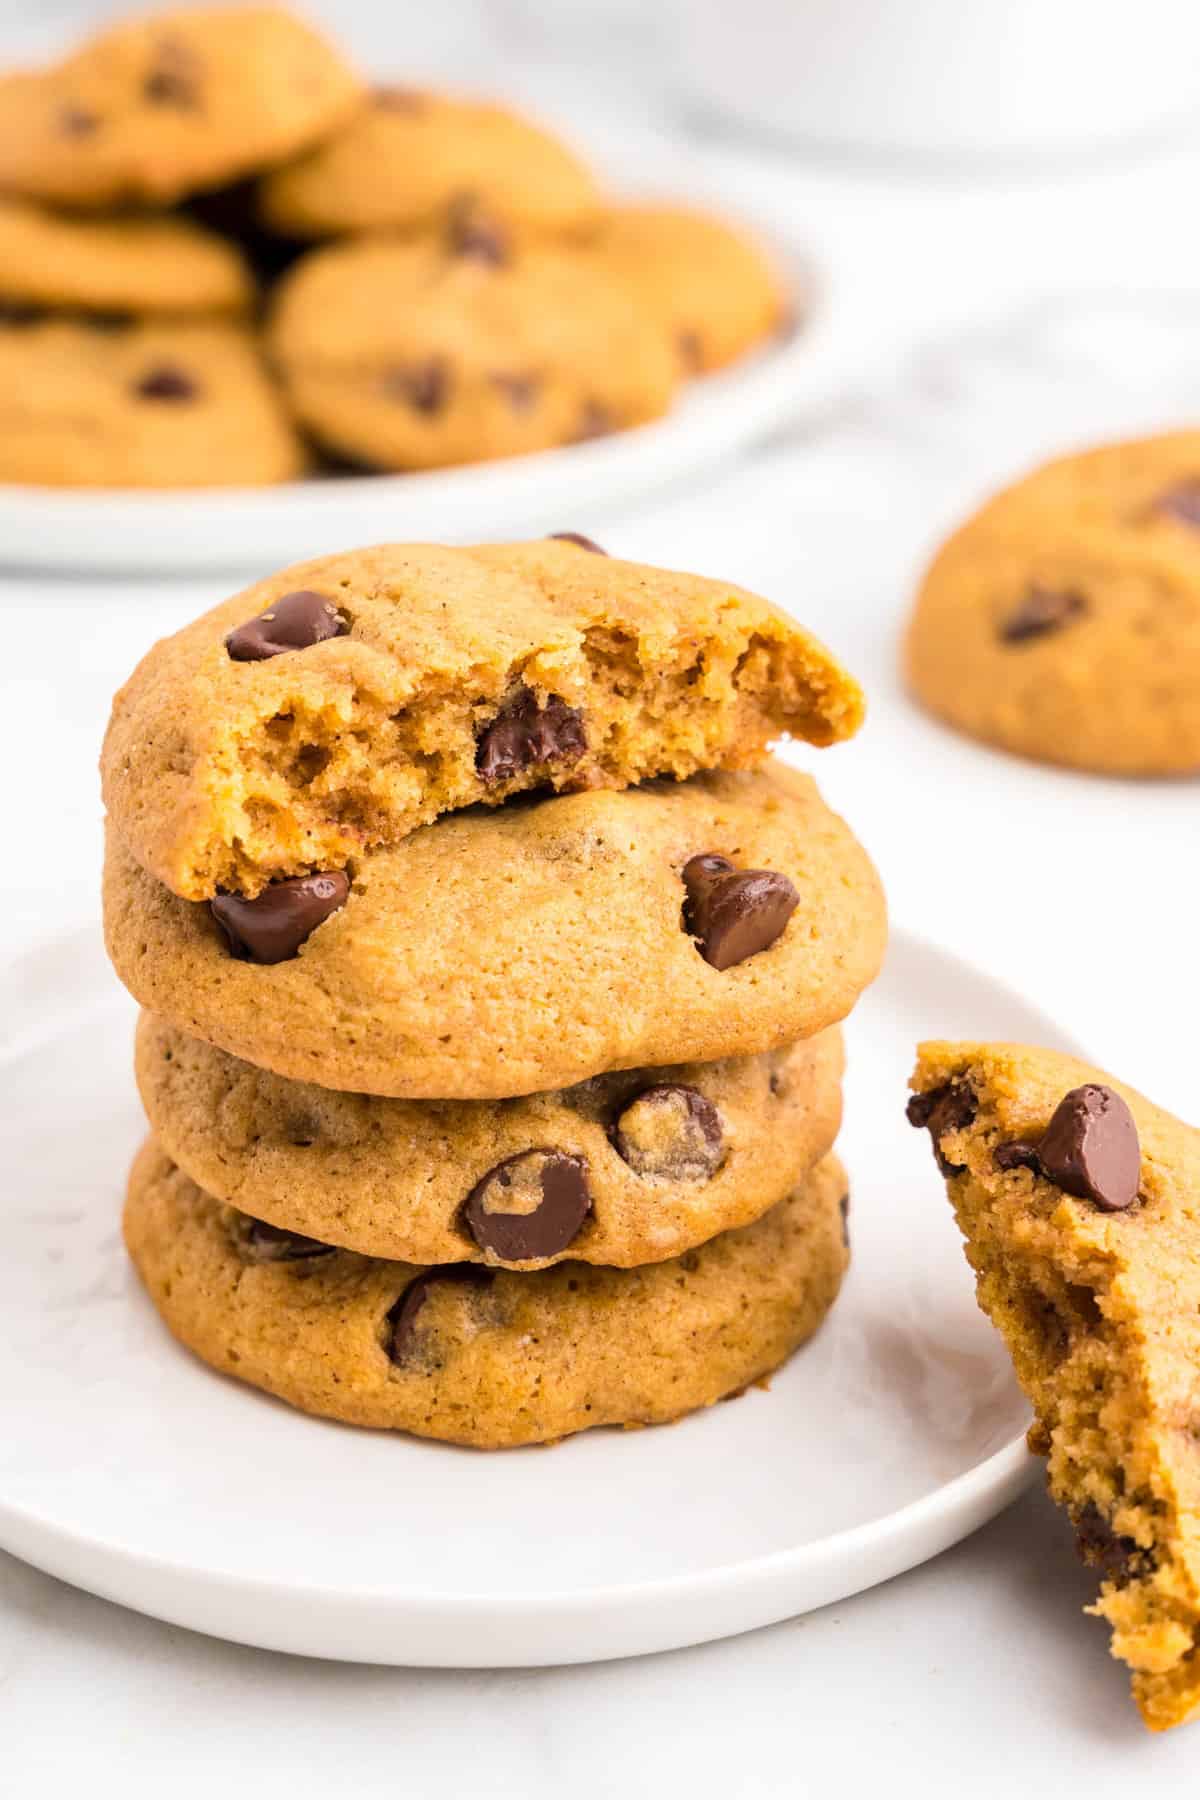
[3,2,1200,1790]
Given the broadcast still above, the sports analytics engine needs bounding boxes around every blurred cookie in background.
[906,433,1200,777]
[0,315,306,486]
[594,202,790,373]
[258,86,603,242]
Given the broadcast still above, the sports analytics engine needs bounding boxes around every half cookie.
[125,1140,850,1449]
[908,1040,1200,1732]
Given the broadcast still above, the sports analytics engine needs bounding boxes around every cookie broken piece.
[101,538,866,900]
[908,1040,1200,1732]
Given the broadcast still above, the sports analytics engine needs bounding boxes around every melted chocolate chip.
[1035,1084,1140,1213]
[210,871,349,964]
[462,1151,591,1261]
[549,531,607,554]
[906,1082,978,1176]
[450,210,509,266]
[1155,480,1200,528]
[383,359,447,415]
[59,104,99,137]
[490,371,539,411]
[133,363,197,402]
[613,1085,723,1181]
[994,1141,1042,1173]
[241,1217,335,1262]
[385,1265,493,1366]
[1074,1501,1150,1586]
[475,686,586,784]
[682,853,799,971]
[374,84,426,112]
[998,585,1087,643]
[143,35,201,108]
[226,589,348,661]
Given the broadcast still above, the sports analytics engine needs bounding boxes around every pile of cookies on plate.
[99,533,886,1448]
[0,3,790,488]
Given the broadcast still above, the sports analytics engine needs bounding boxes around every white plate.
[0,116,868,575]
[0,923,1079,1667]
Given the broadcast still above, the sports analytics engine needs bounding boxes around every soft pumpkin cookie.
[908,1041,1200,1732]
[259,86,601,240]
[124,1138,850,1448]
[136,1011,843,1267]
[906,434,1200,776]
[0,196,254,316]
[0,6,361,210]
[0,315,304,487]
[595,203,789,373]
[104,763,886,1099]
[266,230,679,471]
[100,535,865,901]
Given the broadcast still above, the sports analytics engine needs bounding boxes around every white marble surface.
[3,60,1200,1795]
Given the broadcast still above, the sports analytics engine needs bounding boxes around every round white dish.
[0,116,865,576]
[0,923,1075,1667]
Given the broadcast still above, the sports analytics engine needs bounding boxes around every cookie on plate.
[908,1041,1200,1732]
[0,5,361,210]
[136,1011,844,1267]
[266,230,679,471]
[104,762,887,1099]
[125,1138,850,1448]
[905,434,1200,776]
[0,195,254,317]
[259,86,602,241]
[595,203,789,373]
[101,536,864,901]
[0,315,305,487]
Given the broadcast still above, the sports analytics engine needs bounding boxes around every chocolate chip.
[462,1150,591,1261]
[475,685,586,784]
[374,84,426,112]
[1074,1501,1150,1586]
[226,589,348,661]
[613,1085,723,1181]
[133,363,197,402]
[838,1191,850,1248]
[385,1265,493,1367]
[1155,481,1200,528]
[682,853,799,970]
[574,401,615,442]
[994,1141,1041,1172]
[143,36,201,108]
[906,1082,978,1176]
[998,584,1087,643]
[1035,1084,1140,1213]
[210,870,349,964]
[490,371,538,411]
[549,531,607,554]
[383,359,447,415]
[241,1216,335,1262]
[59,104,99,137]
[677,328,703,371]
[450,209,509,266]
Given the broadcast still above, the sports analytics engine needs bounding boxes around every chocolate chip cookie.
[266,231,679,471]
[0,6,361,210]
[101,536,865,901]
[908,1040,1200,1732]
[906,434,1200,775]
[0,315,304,488]
[125,1137,850,1448]
[0,196,254,316]
[136,1010,843,1267]
[594,203,789,373]
[104,762,886,1099]
[259,87,601,241]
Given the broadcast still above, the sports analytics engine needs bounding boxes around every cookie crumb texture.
[909,1040,1200,1731]
[906,433,1200,776]
[136,1012,844,1267]
[101,539,866,901]
[0,6,362,210]
[125,1140,849,1448]
[104,764,886,1099]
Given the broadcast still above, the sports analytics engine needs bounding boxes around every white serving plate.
[0,114,870,575]
[0,922,1080,1667]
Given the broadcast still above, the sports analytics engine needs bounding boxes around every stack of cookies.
[0,3,789,487]
[100,535,886,1448]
